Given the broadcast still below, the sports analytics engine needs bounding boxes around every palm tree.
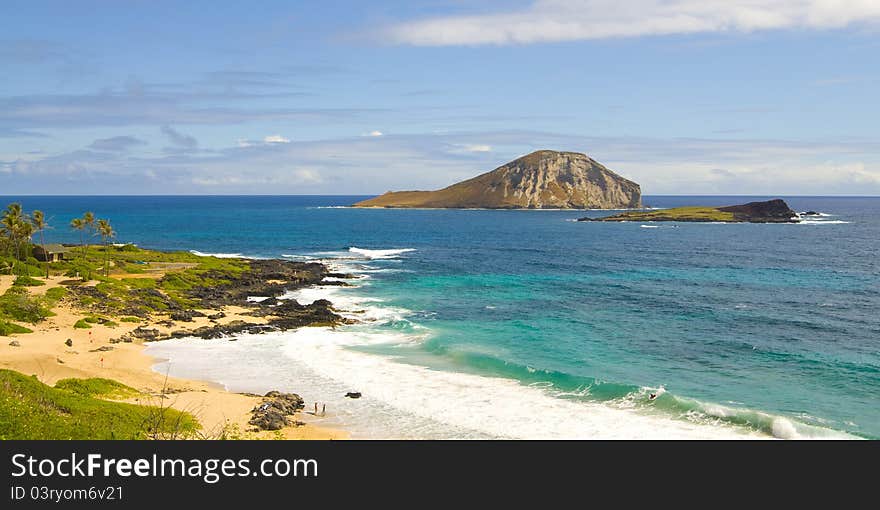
[97,219,115,277]
[83,211,95,239]
[70,217,86,259]
[31,210,49,278]
[1,203,25,275]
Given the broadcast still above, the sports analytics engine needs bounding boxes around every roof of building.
[35,243,74,253]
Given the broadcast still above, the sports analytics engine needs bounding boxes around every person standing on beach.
[321,404,326,416]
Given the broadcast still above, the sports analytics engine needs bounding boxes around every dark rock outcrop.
[717,199,799,223]
[184,259,327,309]
[248,391,306,431]
[169,310,205,322]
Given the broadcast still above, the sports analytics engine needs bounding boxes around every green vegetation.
[2,201,252,322]
[121,277,157,289]
[598,206,735,222]
[44,287,68,303]
[0,287,53,324]
[121,316,142,323]
[73,319,92,329]
[0,320,32,336]
[0,369,199,440]
[74,316,117,329]
[54,377,138,399]
[12,275,44,287]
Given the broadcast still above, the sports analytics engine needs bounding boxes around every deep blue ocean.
[4,195,878,439]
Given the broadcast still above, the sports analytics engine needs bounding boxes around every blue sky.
[1,0,879,195]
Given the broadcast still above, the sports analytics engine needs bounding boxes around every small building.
[32,244,74,263]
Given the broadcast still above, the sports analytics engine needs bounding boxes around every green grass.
[8,244,249,322]
[120,316,142,323]
[44,287,68,303]
[73,319,92,329]
[0,287,53,324]
[54,377,138,399]
[121,277,157,289]
[0,320,32,336]
[0,369,199,440]
[602,206,735,222]
[13,275,44,287]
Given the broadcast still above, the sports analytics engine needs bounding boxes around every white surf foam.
[797,219,849,225]
[190,250,245,258]
[640,225,660,229]
[349,247,416,259]
[274,327,766,439]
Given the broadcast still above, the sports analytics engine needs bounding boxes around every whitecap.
[349,247,416,259]
[190,250,245,258]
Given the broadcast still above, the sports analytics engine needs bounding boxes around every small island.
[354,150,642,209]
[579,199,801,223]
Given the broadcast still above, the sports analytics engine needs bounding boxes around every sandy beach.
[0,274,348,440]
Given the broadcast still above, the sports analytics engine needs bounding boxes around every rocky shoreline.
[107,258,354,344]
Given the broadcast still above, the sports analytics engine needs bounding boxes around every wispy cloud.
[382,0,880,46]
[88,135,147,152]
[0,76,379,131]
[0,39,69,63]
[462,144,491,152]
[263,134,291,144]
[160,125,198,149]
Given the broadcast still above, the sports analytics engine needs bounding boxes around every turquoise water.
[6,195,878,438]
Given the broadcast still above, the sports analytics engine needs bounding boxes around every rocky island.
[579,199,800,223]
[353,150,642,209]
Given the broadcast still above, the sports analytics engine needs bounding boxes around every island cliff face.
[353,150,642,209]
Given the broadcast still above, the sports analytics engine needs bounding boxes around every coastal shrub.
[73,319,92,329]
[13,275,44,287]
[73,316,117,328]
[121,278,157,289]
[0,287,53,324]
[159,272,199,292]
[0,320,32,336]
[120,316,141,323]
[54,377,138,399]
[0,369,199,440]
[43,287,68,304]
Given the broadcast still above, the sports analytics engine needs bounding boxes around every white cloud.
[383,0,880,46]
[463,144,492,152]
[264,134,290,144]
[364,130,384,137]
[294,169,323,184]
[4,130,878,195]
